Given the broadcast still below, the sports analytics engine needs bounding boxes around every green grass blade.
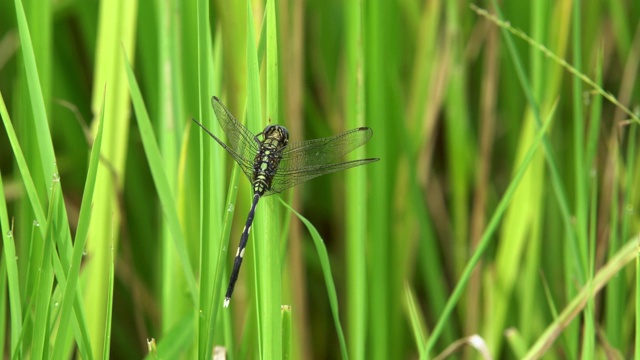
[524,237,639,359]
[245,1,269,358]
[102,236,115,360]
[195,0,218,358]
[122,50,198,303]
[364,1,395,357]
[281,305,292,360]
[637,234,640,360]
[30,178,58,360]
[403,283,428,360]
[84,1,138,356]
[13,0,56,185]
[252,0,283,358]
[425,101,557,355]
[571,0,588,286]
[484,0,581,283]
[0,254,6,357]
[443,0,472,277]
[51,95,105,359]
[155,0,188,339]
[280,199,349,360]
[0,126,23,356]
[344,0,368,358]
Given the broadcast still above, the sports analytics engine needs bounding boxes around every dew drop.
[14,256,18,261]
[227,204,234,212]
[6,231,13,238]
[33,220,40,227]
[54,301,59,307]
[53,173,60,182]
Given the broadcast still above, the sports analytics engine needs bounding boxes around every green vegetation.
[1,0,639,358]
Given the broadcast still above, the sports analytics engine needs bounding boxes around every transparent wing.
[278,127,373,172]
[191,118,255,181]
[265,158,379,195]
[211,96,260,165]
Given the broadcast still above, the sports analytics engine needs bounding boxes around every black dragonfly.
[193,96,379,307]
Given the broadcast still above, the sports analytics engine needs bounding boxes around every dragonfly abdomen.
[224,193,261,308]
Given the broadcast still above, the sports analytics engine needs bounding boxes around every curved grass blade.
[122,48,198,304]
[404,283,429,360]
[523,237,638,359]
[279,199,349,360]
[0,114,23,356]
[425,100,557,356]
[51,94,105,359]
[13,0,56,186]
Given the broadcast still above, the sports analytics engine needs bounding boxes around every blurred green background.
[1,0,640,359]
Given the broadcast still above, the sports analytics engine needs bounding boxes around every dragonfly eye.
[262,125,289,143]
[279,126,289,143]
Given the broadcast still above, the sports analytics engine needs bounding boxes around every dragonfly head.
[262,125,289,145]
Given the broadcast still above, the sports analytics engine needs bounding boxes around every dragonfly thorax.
[252,125,289,195]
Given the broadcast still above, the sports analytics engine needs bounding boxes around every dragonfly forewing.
[211,96,261,165]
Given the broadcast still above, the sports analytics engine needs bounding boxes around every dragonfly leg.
[224,193,261,307]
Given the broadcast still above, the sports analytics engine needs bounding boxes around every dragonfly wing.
[266,158,379,195]
[191,118,255,181]
[211,96,260,164]
[279,127,373,171]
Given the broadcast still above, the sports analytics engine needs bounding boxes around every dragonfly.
[193,96,379,307]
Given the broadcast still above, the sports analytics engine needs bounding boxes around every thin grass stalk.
[280,200,349,359]
[443,0,471,279]
[489,1,547,354]
[195,0,218,357]
[102,223,116,360]
[524,237,639,359]
[580,171,598,360]
[0,254,6,357]
[245,1,268,356]
[571,0,588,285]
[425,102,557,356]
[253,0,283,357]
[404,283,428,360]
[364,0,393,357]
[281,306,292,360]
[344,0,366,358]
